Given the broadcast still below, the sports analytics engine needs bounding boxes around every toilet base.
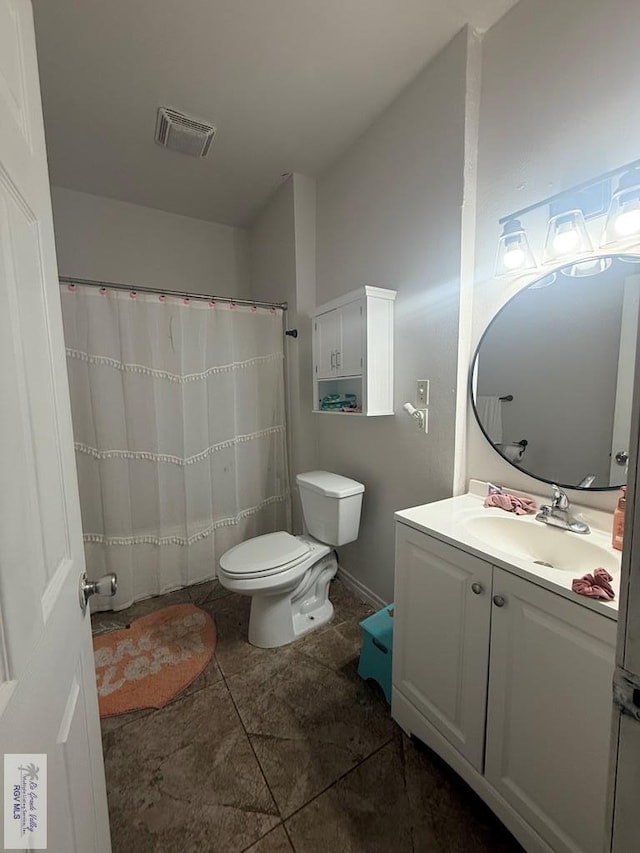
[248,552,338,648]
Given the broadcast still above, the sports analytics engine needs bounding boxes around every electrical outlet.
[416,379,429,407]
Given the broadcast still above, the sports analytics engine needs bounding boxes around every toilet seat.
[219,531,311,578]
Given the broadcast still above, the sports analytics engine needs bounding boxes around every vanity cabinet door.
[485,568,616,853]
[393,524,493,771]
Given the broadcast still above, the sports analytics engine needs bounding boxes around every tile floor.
[93,579,523,853]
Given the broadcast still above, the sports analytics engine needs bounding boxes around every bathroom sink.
[464,515,619,574]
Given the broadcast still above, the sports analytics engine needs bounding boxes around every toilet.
[217,471,365,648]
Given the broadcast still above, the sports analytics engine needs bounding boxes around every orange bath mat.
[93,603,216,718]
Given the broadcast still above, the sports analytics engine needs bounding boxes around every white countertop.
[395,480,621,621]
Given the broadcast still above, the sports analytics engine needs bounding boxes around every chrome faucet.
[536,485,590,534]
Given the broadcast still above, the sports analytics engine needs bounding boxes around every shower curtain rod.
[58,276,288,310]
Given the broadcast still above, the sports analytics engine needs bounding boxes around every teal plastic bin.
[357,604,394,704]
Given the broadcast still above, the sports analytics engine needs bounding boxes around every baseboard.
[336,565,387,611]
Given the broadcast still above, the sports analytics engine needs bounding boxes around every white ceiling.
[32,0,516,227]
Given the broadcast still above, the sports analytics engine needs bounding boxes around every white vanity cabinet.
[392,522,616,853]
[312,286,396,415]
[393,525,492,771]
[486,568,615,853]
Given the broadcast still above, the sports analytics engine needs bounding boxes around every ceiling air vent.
[154,107,216,158]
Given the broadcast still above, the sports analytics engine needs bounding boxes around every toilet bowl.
[218,471,365,648]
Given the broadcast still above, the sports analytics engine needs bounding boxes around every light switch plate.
[416,379,429,407]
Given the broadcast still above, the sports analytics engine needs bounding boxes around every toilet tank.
[296,471,365,546]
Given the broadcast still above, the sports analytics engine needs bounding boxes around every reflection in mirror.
[471,255,640,490]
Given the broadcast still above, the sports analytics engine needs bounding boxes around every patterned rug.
[93,603,216,718]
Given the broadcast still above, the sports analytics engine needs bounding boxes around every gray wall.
[468,0,640,511]
[51,187,250,297]
[249,174,318,530]
[314,29,471,603]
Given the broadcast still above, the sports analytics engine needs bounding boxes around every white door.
[486,569,615,853]
[314,310,338,378]
[336,299,362,376]
[609,274,640,485]
[392,525,492,771]
[0,2,111,851]
[606,272,640,851]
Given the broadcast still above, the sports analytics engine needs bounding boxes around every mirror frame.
[469,252,640,491]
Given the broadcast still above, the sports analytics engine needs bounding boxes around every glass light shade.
[528,272,557,289]
[543,210,592,263]
[602,170,640,247]
[561,257,612,277]
[495,220,537,277]
[619,253,640,264]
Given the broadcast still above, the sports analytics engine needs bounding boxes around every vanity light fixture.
[494,219,537,277]
[561,257,612,277]
[602,168,640,245]
[528,272,557,289]
[495,156,640,278]
[542,209,593,264]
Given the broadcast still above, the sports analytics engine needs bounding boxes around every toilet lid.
[219,531,310,576]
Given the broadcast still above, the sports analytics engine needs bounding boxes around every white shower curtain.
[61,284,291,610]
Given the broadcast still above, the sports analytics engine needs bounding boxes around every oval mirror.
[471,254,640,490]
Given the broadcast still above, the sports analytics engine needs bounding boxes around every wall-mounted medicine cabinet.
[312,285,396,416]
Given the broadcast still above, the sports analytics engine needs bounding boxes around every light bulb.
[602,170,640,247]
[615,207,640,237]
[552,228,579,254]
[544,210,592,263]
[495,219,537,277]
[502,247,525,269]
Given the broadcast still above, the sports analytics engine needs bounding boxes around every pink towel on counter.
[572,568,615,601]
[483,492,537,515]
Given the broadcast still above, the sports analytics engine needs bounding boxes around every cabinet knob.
[493,594,506,608]
[471,582,484,595]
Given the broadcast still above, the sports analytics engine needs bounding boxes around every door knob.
[79,572,117,612]
[493,594,506,608]
[471,582,484,595]
[615,450,629,466]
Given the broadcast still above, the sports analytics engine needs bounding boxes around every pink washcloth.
[483,492,537,515]
[572,568,615,601]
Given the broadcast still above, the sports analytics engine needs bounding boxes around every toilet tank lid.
[296,471,365,498]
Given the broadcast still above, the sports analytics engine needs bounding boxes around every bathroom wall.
[249,173,318,529]
[314,28,476,604]
[51,187,251,296]
[468,0,640,510]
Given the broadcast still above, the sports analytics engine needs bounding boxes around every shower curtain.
[61,284,291,610]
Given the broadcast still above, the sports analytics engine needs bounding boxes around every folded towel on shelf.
[571,568,615,601]
[483,490,537,515]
